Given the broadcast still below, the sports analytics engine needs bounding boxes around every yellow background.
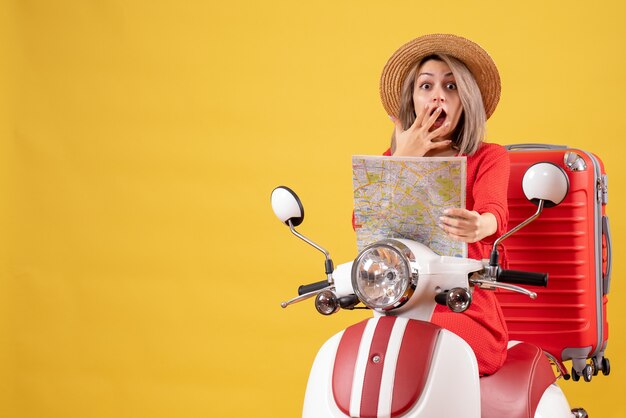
[1,0,624,417]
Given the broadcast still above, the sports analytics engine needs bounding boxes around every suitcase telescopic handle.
[504,143,568,151]
[497,269,548,287]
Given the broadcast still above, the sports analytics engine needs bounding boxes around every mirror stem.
[288,220,335,283]
[489,199,545,268]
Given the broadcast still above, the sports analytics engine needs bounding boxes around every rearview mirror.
[271,186,305,227]
[522,162,569,208]
[490,162,570,269]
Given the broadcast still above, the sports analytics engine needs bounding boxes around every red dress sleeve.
[467,143,510,246]
[465,143,510,265]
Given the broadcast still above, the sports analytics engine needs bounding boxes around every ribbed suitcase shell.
[496,145,610,373]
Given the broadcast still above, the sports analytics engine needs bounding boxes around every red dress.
[431,143,510,376]
[381,142,511,375]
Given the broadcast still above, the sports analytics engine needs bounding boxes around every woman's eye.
[420,83,431,90]
[446,83,457,90]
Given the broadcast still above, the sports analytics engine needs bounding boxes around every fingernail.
[443,209,450,214]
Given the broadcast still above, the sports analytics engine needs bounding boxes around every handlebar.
[497,269,548,287]
[298,280,331,295]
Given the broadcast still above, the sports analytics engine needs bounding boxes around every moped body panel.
[303,317,481,418]
[302,319,574,418]
[534,384,574,418]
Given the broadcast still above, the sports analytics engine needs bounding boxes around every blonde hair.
[391,54,486,155]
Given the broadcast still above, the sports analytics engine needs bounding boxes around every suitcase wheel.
[591,356,611,376]
[601,357,611,376]
[591,357,600,376]
[571,364,594,382]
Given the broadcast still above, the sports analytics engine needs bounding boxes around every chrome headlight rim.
[351,239,418,312]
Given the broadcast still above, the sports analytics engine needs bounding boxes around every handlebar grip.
[298,280,330,295]
[497,269,548,287]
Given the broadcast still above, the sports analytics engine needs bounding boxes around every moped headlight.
[351,240,417,311]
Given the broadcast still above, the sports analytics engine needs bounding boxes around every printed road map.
[352,155,467,257]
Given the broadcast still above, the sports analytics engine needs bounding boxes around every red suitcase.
[496,144,611,381]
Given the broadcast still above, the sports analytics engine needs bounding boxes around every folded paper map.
[352,155,467,257]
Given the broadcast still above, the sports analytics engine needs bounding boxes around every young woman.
[379,34,510,375]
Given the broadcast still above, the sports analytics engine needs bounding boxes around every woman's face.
[412,59,463,137]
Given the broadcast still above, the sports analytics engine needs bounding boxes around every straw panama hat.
[379,33,501,119]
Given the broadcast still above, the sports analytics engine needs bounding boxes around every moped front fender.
[302,316,481,418]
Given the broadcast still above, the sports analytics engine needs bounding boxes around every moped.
[271,162,589,418]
